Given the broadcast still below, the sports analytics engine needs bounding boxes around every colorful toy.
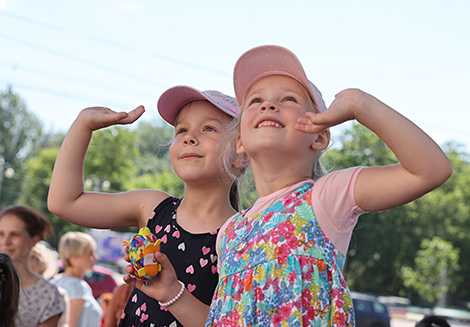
[122,227,161,282]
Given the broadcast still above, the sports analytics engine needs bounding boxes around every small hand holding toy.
[123,227,161,283]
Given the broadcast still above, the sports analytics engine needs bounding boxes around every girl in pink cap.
[48,86,247,327]
[203,45,451,326]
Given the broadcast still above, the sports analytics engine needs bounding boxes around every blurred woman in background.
[0,205,66,327]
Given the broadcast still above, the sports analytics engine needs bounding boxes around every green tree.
[84,126,139,192]
[0,87,43,207]
[126,169,184,197]
[134,121,173,175]
[324,124,469,306]
[18,126,141,245]
[17,147,84,247]
[401,236,460,308]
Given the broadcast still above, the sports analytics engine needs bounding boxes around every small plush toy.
[122,227,161,282]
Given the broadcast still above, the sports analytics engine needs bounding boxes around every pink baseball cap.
[233,45,327,112]
[158,86,239,125]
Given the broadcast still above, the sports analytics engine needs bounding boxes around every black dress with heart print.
[118,196,220,327]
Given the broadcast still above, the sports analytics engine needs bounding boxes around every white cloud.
[0,0,9,10]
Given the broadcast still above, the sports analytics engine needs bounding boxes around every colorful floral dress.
[206,182,355,326]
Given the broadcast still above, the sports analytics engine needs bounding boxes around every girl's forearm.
[354,91,452,185]
[48,117,92,220]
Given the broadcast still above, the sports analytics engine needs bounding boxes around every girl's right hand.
[123,250,180,304]
[78,105,145,131]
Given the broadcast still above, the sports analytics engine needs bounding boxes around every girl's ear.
[236,134,245,155]
[310,129,330,151]
[233,153,250,169]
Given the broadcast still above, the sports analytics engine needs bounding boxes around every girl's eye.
[176,127,187,135]
[284,96,297,102]
[249,97,263,105]
[204,126,215,132]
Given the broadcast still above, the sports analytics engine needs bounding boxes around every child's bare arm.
[297,89,452,212]
[48,106,168,229]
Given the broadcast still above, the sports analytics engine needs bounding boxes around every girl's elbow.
[432,159,453,188]
[47,197,66,218]
[441,160,453,183]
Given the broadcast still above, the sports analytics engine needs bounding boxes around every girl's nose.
[183,133,199,146]
[260,101,278,112]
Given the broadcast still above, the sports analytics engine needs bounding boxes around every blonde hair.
[58,232,96,268]
[30,241,59,280]
[220,116,250,210]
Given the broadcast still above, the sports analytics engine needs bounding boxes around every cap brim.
[234,45,327,112]
[158,86,209,125]
[158,86,239,125]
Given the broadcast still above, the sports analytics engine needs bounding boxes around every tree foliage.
[324,124,469,306]
[0,87,43,207]
[401,236,460,308]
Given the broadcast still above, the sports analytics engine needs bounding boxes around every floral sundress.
[206,182,355,326]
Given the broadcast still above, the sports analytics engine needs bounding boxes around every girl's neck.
[248,150,315,197]
[177,183,236,233]
[63,266,85,279]
[251,162,312,197]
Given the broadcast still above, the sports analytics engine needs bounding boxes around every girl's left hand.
[123,248,181,303]
[295,88,369,134]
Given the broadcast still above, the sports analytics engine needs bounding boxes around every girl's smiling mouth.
[255,117,284,129]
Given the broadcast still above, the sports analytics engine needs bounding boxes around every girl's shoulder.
[146,196,181,227]
[315,166,365,190]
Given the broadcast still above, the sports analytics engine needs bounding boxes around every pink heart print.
[154,225,162,233]
[202,246,210,255]
[187,284,196,292]
[140,313,149,322]
[186,265,195,274]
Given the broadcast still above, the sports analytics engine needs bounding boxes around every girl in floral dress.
[205,45,452,326]
[124,45,452,327]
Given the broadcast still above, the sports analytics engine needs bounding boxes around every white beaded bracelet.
[158,280,185,307]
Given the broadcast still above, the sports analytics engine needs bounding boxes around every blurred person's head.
[0,205,53,265]
[29,241,59,280]
[415,315,450,327]
[0,252,20,327]
[58,231,97,277]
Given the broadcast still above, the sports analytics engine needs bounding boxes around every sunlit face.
[237,75,317,157]
[169,101,233,184]
[0,214,38,262]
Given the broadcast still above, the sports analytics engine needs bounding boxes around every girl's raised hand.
[295,89,369,134]
[78,105,145,131]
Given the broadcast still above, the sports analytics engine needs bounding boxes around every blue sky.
[1,0,469,151]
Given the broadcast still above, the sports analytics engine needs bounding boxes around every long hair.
[220,117,250,211]
[0,253,20,327]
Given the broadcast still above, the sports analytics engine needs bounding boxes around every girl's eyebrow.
[175,116,224,127]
